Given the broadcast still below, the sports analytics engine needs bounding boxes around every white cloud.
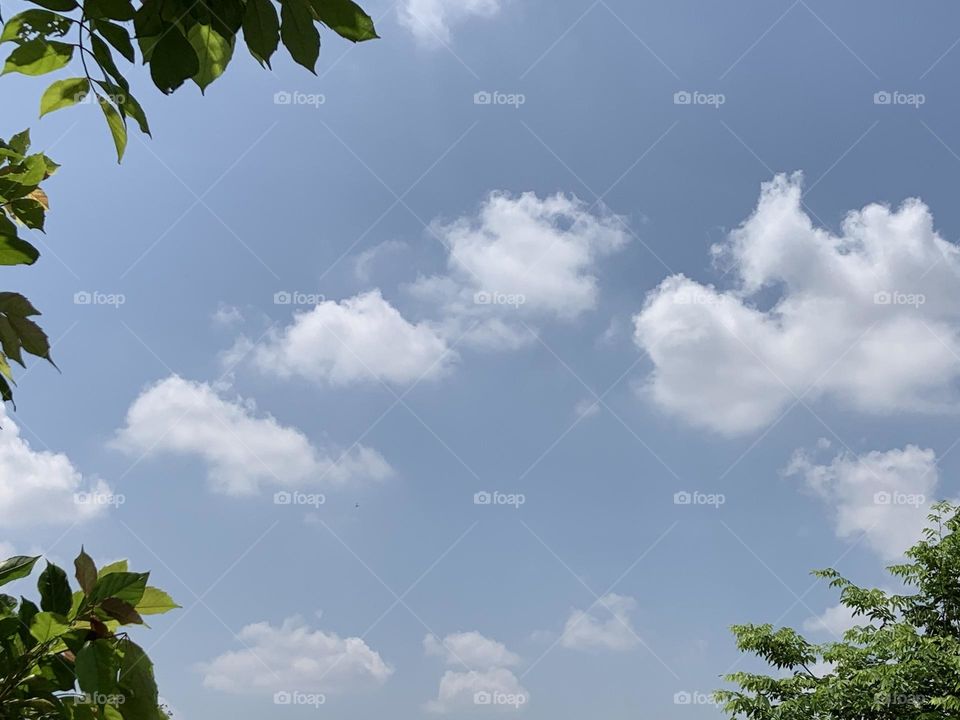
[786,444,939,560]
[211,303,243,328]
[0,405,111,528]
[425,668,528,714]
[634,173,960,435]
[560,593,639,652]
[424,632,527,713]
[399,0,500,46]
[424,632,521,669]
[411,191,628,350]
[243,290,455,387]
[803,602,862,638]
[113,376,392,495]
[199,616,392,695]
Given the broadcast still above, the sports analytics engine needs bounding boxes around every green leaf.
[76,639,118,694]
[98,96,127,163]
[39,77,89,117]
[91,34,129,91]
[148,24,198,93]
[134,587,179,616]
[29,611,69,642]
[242,0,280,66]
[187,23,233,92]
[89,571,148,606]
[1,10,71,45]
[8,129,31,155]
[7,314,51,360]
[74,548,97,596]
[0,292,41,317]
[0,556,39,587]
[280,0,319,72]
[309,0,378,42]
[118,638,160,720]
[93,19,135,62]
[85,0,135,21]
[95,81,150,135]
[98,560,128,577]
[8,198,45,230]
[2,39,73,76]
[27,0,78,11]
[0,228,40,265]
[38,562,72,615]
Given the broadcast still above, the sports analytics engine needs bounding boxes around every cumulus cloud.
[425,668,529,713]
[237,193,626,388]
[424,631,527,713]
[199,616,392,695]
[560,593,639,652]
[399,0,501,46]
[634,173,960,435]
[113,376,392,495]
[786,443,939,560]
[410,191,629,349]
[424,632,520,669]
[803,602,863,638]
[241,290,455,387]
[0,405,111,528]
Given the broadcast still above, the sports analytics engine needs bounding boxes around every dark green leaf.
[148,24,198,93]
[38,563,72,614]
[89,572,148,606]
[280,0,319,72]
[242,0,280,66]
[93,19,135,62]
[74,549,97,596]
[309,0,377,42]
[98,96,127,163]
[76,639,118,694]
[0,556,39,587]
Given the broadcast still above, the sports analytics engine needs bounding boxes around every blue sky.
[3,0,960,717]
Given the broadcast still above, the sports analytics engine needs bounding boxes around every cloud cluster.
[634,173,960,435]
[786,443,938,560]
[424,631,528,713]
[0,405,111,528]
[113,376,392,495]
[240,192,627,387]
[399,0,501,45]
[199,616,393,695]
[560,593,639,651]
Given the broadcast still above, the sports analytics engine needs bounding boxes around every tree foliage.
[717,501,960,719]
[0,548,178,719]
[0,0,377,405]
